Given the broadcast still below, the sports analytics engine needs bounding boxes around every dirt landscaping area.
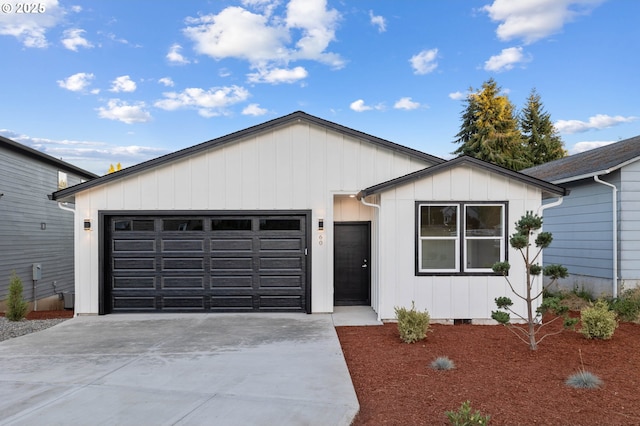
[337,317,640,425]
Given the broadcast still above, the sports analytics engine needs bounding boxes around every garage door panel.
[162,258,204,270]
[259,257,302,270]
[259,276,302,288]
[162,240,204,252]
[162,297,205,310]
[107,214,307,313]
[113,297,156,310]
[162,277,205,289]
[211,238,253,251]
[113,240,156,252]
[211,276,253,288]
[113,277,156,289]
[113,258,155,270]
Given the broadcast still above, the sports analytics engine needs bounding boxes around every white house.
[51,112,566,321]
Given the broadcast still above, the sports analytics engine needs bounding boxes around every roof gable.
[522,135,640,183]
[358,155,567,199]
[52,111,445,200]
[0,135,98,179]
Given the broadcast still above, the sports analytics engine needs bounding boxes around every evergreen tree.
[453,79,529,170]
[520,89,567,166]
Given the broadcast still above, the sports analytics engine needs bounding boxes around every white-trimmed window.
[417,202,506,274]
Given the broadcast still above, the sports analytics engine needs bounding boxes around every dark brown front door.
[334,222,371,305]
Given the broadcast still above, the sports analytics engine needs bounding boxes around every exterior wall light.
[318,218,324,231]
[84,219,91,231]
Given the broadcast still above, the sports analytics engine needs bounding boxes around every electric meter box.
[32,263,42,280]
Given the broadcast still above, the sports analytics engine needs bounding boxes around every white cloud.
[247,66,308,84]
[570,140,615,154]
[410,49,438,75]
[109,75,137,93]
[97,99,152,124]
[350,99,371,112]
[369,10,386,33]
[57,72,95,92]
[61,28,93,51]
[394,97,420,110]
[484,46,530,72]
[158,77,174,87]
[167,43,190,64]
[242,103,268,116]
[449,91,465,101]
[555,114,638,134]
[350,99,384,112]
[154,85,250,117]
[183,0,343,77]
[483,0,605,44]
[0,0,65,48]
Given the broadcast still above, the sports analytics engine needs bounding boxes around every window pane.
[466,239,501,269]
[466,205,502,236]
[259,219,300,231]
[211,219,252,231]
[421,240,456,269]
[163,219,203,231]
[114,220,131,231]
[420,205,457,236]
[132,220,155,231]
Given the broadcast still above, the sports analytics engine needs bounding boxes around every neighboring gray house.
[52,111,566,322]
[523,135,640,298]
[0,135,98,311]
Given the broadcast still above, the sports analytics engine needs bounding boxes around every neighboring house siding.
[73,121,434,314]
[543,177,617,281]
[376,164,542,322]
[0,146,85,303]
[619,161,640,285]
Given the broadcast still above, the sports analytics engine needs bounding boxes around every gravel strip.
[0,317,70,342]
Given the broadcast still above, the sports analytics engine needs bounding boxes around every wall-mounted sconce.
[84,219,91,231]
[318,218,324,231]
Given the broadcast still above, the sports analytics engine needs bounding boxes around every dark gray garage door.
[104,214,309,313]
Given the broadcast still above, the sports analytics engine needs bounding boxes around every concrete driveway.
[0,313,359,426]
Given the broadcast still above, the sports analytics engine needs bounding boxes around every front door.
[334,222,371,305]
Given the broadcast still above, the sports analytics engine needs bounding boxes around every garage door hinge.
[305,248,308,256]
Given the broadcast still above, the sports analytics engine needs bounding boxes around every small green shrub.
[394,301,430,344]
[6,272,28,321]
[445,400,491,425]
[608,287,640,322]
[580,300,618,340]
[431,356,455,371]
[565,371,603,389]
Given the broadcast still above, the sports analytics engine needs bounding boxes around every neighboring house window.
[417,202,506,275]
[58,171,68,189]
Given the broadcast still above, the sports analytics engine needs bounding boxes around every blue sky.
[1,0,638,175]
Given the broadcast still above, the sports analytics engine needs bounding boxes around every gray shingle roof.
[522,135,640,183]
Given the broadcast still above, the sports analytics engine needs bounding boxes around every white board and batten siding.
[73,121,432,314]
[375,164,543,322]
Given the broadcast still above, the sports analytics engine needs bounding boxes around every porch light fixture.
[84,219,91,231]
[318,218,324,231]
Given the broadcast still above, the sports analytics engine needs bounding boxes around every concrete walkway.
[0,313,360,426]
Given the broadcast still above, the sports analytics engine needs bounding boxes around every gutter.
[359,194,382,322]
[594,174,619,299]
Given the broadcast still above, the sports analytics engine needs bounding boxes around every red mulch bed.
[337,318,640,426]
[0,310,74,319]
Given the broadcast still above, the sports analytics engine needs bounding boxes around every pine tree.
[520,89,567,166]
[453,79,529,170]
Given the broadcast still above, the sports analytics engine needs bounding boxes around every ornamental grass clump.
[565,371,603,389]
[580,300,618,340]
[431,356,455,371]
[445,400,491,425]
[394,301,430,344]
[6,272,28,321]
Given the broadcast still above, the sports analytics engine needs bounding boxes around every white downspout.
[360,195,382,321]
[594,175,618,299]
[57,202,75,213]
[538,197,564,214]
